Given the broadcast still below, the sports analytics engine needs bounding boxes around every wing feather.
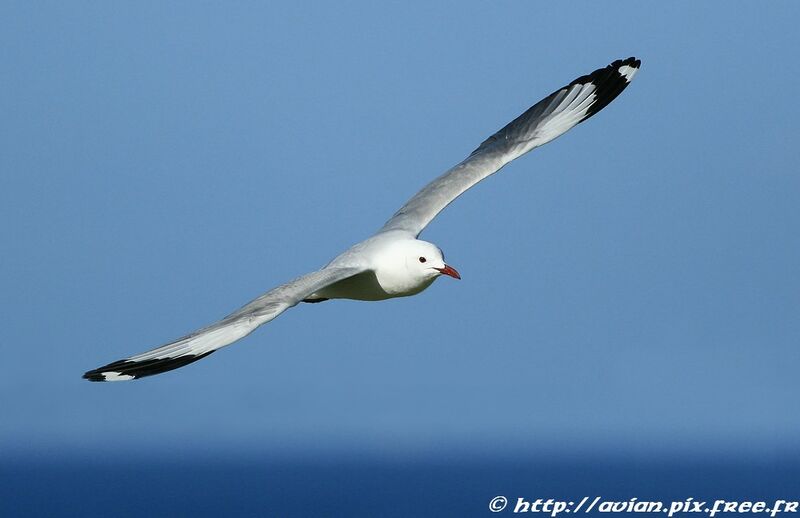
[83,267,363,381]
[379,57,640,236]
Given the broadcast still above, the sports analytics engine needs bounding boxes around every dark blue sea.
[1,453,797,517]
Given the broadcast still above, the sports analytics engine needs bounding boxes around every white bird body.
[312,234,448,301]
[84,57,641,381]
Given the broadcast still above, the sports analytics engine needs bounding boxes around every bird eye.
[419,256,427,263]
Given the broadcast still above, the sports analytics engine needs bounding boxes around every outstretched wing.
[379,57,641,236]
[83,266,363,381]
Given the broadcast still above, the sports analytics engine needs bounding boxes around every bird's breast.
[312,269,435,301]
[375,268,436,298]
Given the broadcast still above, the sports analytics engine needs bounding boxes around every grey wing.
[83,266,364,381]
[379,57,641,237]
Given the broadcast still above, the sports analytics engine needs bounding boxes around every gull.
[84,57,641,382]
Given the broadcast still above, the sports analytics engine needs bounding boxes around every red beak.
[435,264,461,280]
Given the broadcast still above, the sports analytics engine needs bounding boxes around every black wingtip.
[82,351,215,382]
[576,57,641,120]
[616,56,641,67]
[82,370,108,382]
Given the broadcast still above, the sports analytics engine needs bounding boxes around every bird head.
[404,240,461,281]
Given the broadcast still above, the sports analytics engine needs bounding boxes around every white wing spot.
[102,372,135,381]
[618,65,638,82]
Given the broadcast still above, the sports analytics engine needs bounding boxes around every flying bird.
[84,57,641,382]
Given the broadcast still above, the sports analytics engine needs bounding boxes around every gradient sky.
[1,1,798,461]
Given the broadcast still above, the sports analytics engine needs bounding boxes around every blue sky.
[1,1,798,462]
